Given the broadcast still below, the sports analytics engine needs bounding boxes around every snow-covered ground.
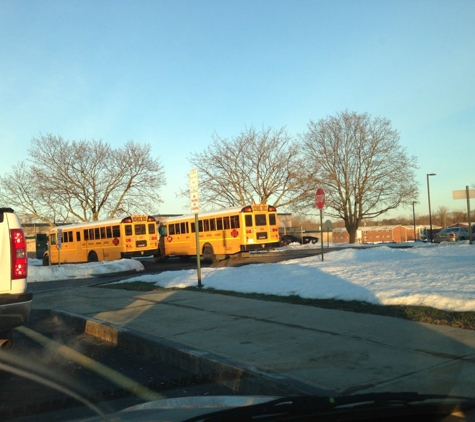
[28,242,475,312]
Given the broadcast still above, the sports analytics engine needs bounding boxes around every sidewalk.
[31,285,475,397]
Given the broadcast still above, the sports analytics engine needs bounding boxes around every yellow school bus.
[157,204,280,263]
[43,215,159,265]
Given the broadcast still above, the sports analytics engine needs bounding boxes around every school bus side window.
[84,229,89,241]
[100,227,106,239]
[148,223,156,234]
[180,222,188,233]
[106,227,112,238]
[245,215,252,227]
[125,225,132,236]
[50,233,57,245]
[76,232,81,242]
[217,218,223,230]
[94,228,100,239]
[223,217,230,230]
[210,219,216,231]
[169,224,176,235]
[231,216,240,229]
[112,225,120,237]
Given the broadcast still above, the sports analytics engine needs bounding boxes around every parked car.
[433,227,470,243]
[280,234,319,246]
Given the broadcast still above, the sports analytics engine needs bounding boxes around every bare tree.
[0,134,166,224]
[449,210,467,224]
[435,205,449,228]
[187,127,311,210]
[300,111,419,243]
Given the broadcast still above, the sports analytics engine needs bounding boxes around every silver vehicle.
[433,227,470,243]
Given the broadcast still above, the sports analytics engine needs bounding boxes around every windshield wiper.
[184,392,475,422]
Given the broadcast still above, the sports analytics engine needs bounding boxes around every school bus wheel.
[203,244,216,264]
[88,251,98,262]
[154,253,168,262]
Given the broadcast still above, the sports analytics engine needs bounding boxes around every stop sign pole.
[315,188,325,261]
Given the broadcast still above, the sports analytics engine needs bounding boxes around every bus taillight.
[242,206,253,212]
[268,206,277,212]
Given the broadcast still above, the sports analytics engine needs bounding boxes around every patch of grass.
[99,281,475,330]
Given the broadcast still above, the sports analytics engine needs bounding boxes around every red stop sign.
[315,188,325,210]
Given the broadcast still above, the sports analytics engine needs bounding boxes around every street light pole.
[427,173,436,242]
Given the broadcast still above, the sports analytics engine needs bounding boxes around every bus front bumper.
[121,249,160,259]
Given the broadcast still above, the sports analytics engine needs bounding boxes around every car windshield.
[1,1,475,422]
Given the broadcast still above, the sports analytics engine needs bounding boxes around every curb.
[43,309,333,397]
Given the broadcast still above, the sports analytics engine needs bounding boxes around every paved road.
[3,309,236,422]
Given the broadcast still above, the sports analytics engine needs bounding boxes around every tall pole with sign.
[453,186,475,245]
[57,228,63,267]
[315,188,325,261]
[189,169,202,286]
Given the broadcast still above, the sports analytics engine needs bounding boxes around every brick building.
[332,225,426,244]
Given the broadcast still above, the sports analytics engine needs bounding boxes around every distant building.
[332,225,428,244]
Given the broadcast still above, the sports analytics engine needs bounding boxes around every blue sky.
[1,0,474,220]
